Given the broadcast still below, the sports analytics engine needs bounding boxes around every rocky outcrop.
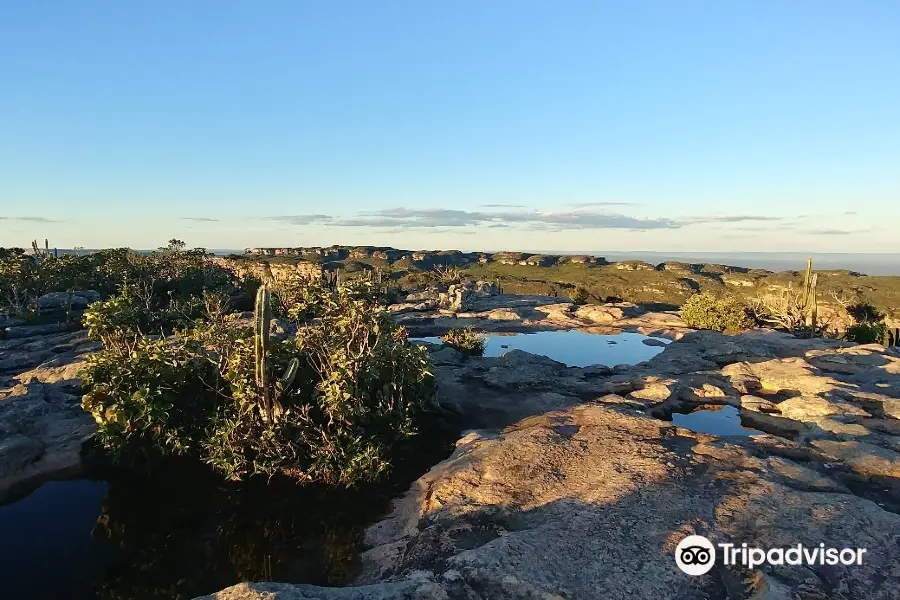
[205,401,900,599]
[391,291,691,340]
[36,290,100,311]
[202,328,900,599]
[0,330,99,501]
[437,281,499,312]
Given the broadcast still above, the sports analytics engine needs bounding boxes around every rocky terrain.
[2,290,900,598]
[229,246,900,325]
[0,328,98,502]
[201,297,900,599]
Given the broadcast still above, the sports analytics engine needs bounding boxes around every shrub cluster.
[440,327,486,356]
[81,274,436,486]
[0,239,251,320]
[843,301,886,344]
[570,285,590,305]
[681,292,754,332]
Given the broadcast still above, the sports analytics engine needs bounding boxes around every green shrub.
[81,337,220,463]
[844,321,886,345]
[440,327,486,356]
[681,292,753,332]
[570,285,590,305]
[81,278,436,486]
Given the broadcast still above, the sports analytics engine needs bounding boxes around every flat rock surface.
[205,325,900,600]
[0,330,99,502]
[393,295,692,339]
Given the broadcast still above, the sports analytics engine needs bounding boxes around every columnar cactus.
[801,258,818,329]
[254,283,299,423]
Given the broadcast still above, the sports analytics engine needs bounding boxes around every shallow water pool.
[0,472,380,599]
[0,419,457,600]
[414,330,670,367]
[671,405,760,437]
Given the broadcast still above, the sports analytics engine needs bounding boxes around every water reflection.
[414,330,670,367]
[671,405,760,437]
[0,419,457,600]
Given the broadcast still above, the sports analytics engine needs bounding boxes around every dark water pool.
[414,330,670,367]
[0,472,378,600]
[671,405,761,437]
[0,479,113,599]
[0,423,457,600]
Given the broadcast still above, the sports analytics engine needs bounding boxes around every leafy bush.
[681,292,753,332]
[440,327,486,356]
[432,265,464,285]
[81,337,220,464]
[83,288,205,352]
[842,300,886,344]
[81,277,436,486]
[844,321,886,345]
[846,301,883,324]
[1,240,238,323]
[570,285,590,305]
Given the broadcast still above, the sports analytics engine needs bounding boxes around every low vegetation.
[440,327,486,356]
[81,269,436,485]
[842,301,888,344]
[0,240,441,486]
[225,249,900,330]
[570,285,590,305]
[681,292,754,332]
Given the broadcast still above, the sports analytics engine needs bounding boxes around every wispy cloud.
[254,207,866,236]
[479,203,527,208]
[0,216,61,223]
[683,215,783,224]
[261,215,334,225]
[802,228,870,235]
[181,217,220,222]
[327,207,679,231]
[569,201,637,208]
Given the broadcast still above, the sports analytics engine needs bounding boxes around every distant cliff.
[242,246,607,268]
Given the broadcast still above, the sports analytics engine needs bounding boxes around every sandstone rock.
[481,350,567,389]
[810,440,900,478]
[37,290,100,311]
[628,382,673,402]
[195,579,449,600]
[3,323,69,339]
[738,409,810,438]
[883,399,900,420]
[351,405,900,599]
[739,394,778,412]
[573,304,627,323]
[776,395,870,421]
[0,379,95,502]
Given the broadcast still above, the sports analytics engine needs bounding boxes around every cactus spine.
[254,283,299,423]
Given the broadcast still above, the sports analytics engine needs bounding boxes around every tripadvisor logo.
[675,535,716,576]
[675,535,868,576]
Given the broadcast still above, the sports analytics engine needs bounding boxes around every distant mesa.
[242,246,610,269]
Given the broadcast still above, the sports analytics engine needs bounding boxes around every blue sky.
[2,1,898,252]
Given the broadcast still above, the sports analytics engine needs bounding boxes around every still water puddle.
[671,405,760,437]
[414,330,670,367]
[0,422,456,600]
[0,473,375,599]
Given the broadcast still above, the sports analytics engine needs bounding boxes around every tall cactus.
[31,239,54,261]
[801,258,818,329]
[254,283,299,423]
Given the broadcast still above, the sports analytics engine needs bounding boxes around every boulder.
[0,380,95,502]
[37,290,100,311]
